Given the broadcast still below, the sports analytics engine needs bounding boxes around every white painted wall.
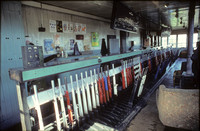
[22,5,141,56]
[22,5,121,56]
[127,31,141,50]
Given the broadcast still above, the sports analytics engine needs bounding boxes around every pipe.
[186,1,195,75]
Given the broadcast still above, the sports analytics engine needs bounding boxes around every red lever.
[121,70,125,89]
[101,77,107,103]
[148,59,151,72]
[97,79,103,104]
[107,75,112,98]
[129,67,133,85]
[126,68,129,86]
[140,63,143,74]
[65,91,73,125]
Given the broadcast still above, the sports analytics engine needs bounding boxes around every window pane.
[178,34,187,48]
[169,35,176,48]
[162,37,167,47]
[193,33,198,49]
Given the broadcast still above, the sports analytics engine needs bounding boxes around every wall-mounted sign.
[76,35,84,40]
[74,23,79,33]
[50,20,86,33]
[77,24,82,33]
[62,21,68,33]
[68,22,74,33]
[49,20,56,33]
[110,1,139,33]
[91,32,99,47]
[81,24,86,34]
[74,23,86,34]
[56,20,63,32]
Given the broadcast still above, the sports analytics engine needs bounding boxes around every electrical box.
[21,46,43,69]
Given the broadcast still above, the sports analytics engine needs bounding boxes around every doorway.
[107,35,116,55]
[120,31,127,53]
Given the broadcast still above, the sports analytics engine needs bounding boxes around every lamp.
[164,3,169,8]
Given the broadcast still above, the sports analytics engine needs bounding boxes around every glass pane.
[193,33,198,49]
[162,37,167,47]
[178,34,187,48]
[169,35,176,48]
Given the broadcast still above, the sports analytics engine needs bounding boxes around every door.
[107,35,116,55]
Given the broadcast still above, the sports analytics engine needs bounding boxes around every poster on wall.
[54,34,61,46]
[44,39,54,53]
[62,21,68,33]
[78,24,82,33]
[56,20,63,32]
[68,23,74,33]
[91,32,99,47]
[49,20,56,33]
[74,23,79,33]
[70,39,75,50]
[81,24,86,34]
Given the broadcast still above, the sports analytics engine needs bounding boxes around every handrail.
[9,47,169,82]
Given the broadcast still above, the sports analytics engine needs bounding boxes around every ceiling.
[41,1,113,19]
[40,1,200,31]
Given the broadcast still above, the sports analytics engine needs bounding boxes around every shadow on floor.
[126,58,199,131]
[164,126,197,131]
[1,123,21,131]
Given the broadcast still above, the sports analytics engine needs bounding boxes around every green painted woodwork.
[22,51,143,81]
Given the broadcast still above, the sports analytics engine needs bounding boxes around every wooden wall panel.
[0,1,25,129]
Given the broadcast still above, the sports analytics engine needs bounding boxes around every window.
[162,37,168,47]
[169,35,176,48]
[178,34,187,48]
[193,33,198,49]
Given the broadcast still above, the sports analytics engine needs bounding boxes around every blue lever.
[104,76,108,91]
